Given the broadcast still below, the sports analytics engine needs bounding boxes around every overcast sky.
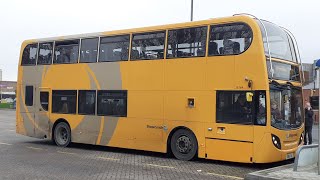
[0,0,319,81]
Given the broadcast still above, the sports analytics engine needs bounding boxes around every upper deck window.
[167,26,207,58]
[22,44,38,66]
[53,40,79,64]
[209,23,252,56]
[80,38,98,63]
[99,35,129,62]
[258,20,297,62]
[38,42,53,65]
[131,31,165,60]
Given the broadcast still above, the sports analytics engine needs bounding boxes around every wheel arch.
[51,118,71,141]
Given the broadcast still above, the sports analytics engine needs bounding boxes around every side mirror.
[246,92,254,102]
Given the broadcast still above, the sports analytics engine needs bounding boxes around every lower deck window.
[216,91,253,124]
[97,90,127,117]
[52,90,77,114]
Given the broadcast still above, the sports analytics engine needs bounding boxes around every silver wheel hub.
[176,135,192,154]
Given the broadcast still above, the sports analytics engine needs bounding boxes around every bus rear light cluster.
[271,134,281,149]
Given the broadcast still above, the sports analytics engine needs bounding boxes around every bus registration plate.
[286,153,294,159]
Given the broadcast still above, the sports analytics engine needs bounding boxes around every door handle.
[208,128,212,131]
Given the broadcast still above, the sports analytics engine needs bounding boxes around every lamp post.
[315,59,320,175]
[0,69,2,101]
[190,0,193,21]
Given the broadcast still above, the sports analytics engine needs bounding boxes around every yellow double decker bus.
[16,14,304,163]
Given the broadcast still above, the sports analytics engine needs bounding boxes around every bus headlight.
[271,134,281,149]
[298,133,304,145]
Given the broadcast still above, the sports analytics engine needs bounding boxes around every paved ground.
[0,110,308,180]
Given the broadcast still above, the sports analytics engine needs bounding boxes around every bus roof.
[23,15,256,43]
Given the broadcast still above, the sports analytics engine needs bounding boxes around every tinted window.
[310,96,319,109]
[22,44,37,65]
[97,90,127,117]
[52,90,77,114]
[255,91,266,126]
[131,32,165,60]
[99,35,129,62]
[25,86,33,106]
[38,42,53,65]
[78,90,96,115]
[40,92,49,111]
[266,61,300,81]
[216,91,253,124]
[209,23,252,56]
[257,20,297,62]
[167,26,207,58]
[80,38,98,63]
[54,40,79,64]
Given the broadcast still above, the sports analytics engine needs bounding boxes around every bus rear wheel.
[170,129,197,161]
[53,122,71,147]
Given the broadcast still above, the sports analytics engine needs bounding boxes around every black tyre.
[53,122,71,147]
[170,129,198,161]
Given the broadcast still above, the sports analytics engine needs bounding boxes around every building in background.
[0,81,17,102]
[0,69,17,103]
[303,60,319,124]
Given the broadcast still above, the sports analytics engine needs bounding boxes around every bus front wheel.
[53,122,71,147]
[170,129,198,161]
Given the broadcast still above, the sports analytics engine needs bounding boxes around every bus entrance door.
[205,91,254,163]
[34,87,50,139]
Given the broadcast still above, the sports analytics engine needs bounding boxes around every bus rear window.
[22,44,37,66]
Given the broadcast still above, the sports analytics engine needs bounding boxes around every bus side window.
[25,86,34,106]
[216,91,253,125]
[80,38,98,63]
[97,90,127,117]
[255,91,266,126]
[167,26,207,59]
[40,91,49,111]
[52,90,77,114]
[38,42,53,65]
[53,40,79,64]
[22,44,38,66]
[99,35,130,62]
[208,23,253,56]
[131,31,165,60]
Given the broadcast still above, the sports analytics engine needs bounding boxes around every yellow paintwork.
[16,15,304,163]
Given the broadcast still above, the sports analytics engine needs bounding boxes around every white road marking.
[97,157,120,161]
[144,163,175,169]
[207,172,244,179]
[26,146,43,150]
[57,151,77,155]
[0,142,12,145]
